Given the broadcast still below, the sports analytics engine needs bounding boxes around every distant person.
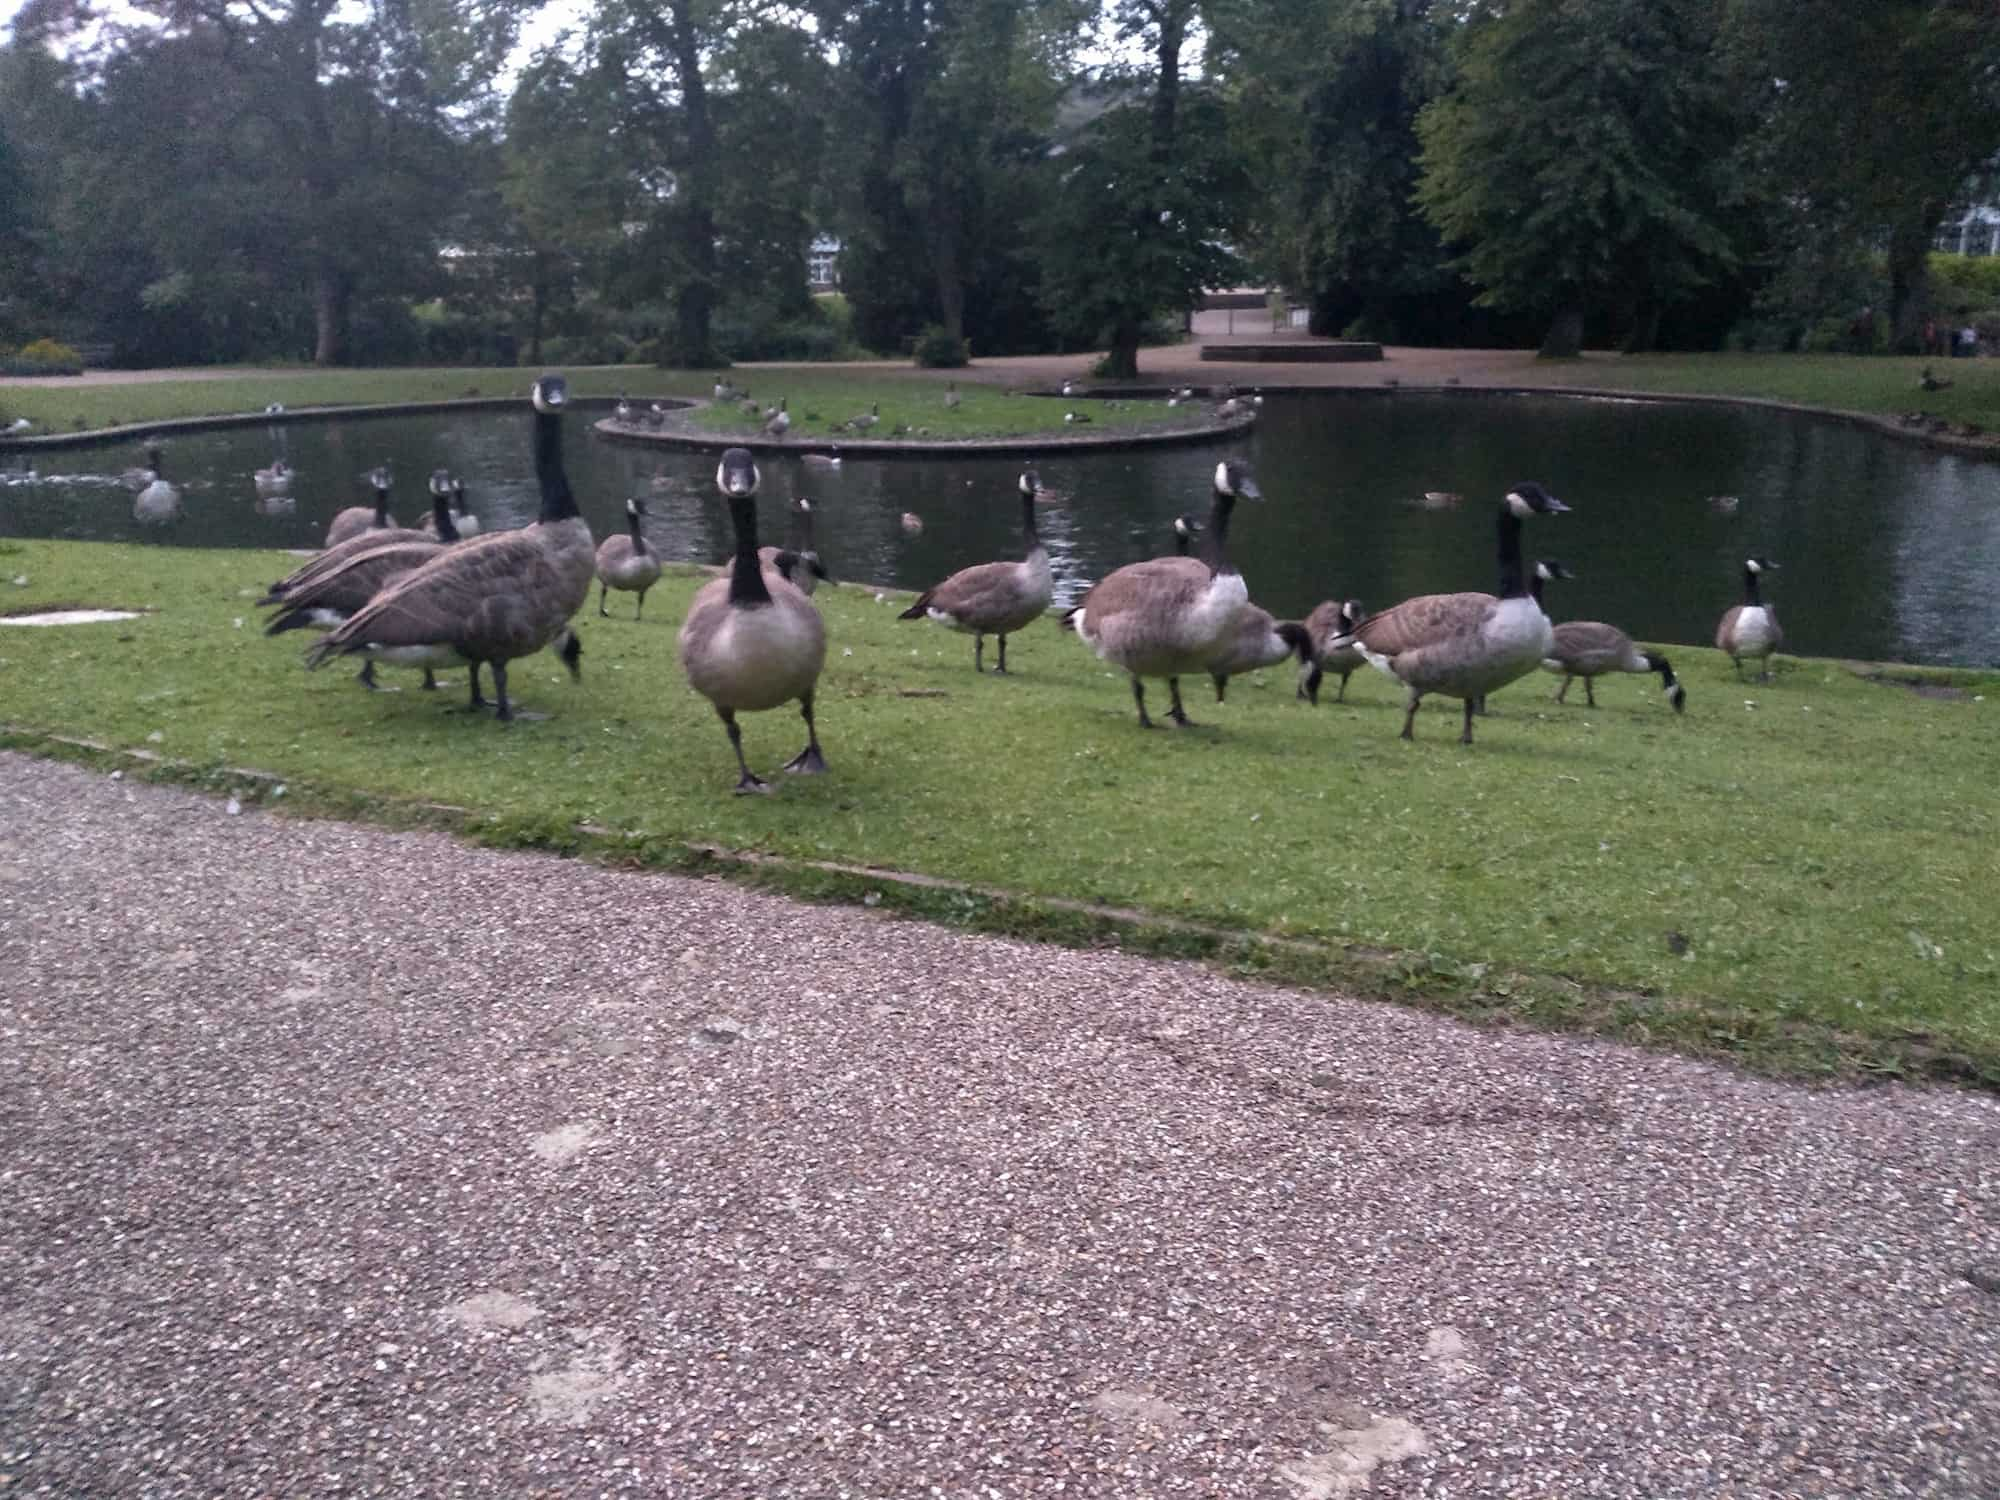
[1922,317,1939,357]
[1959,325,1979,359]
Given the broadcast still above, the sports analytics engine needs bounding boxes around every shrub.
[913,324,969,368]
[0,337,84,376]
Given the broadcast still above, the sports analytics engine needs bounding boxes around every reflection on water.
[2,394,1996,666]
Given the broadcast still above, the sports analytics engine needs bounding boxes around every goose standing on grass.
[1327,482,1570,744]
[943,381,961,411]
[305,376,593,722]
[1063,459,1262,728]
[262,484,463,690]
[762,398,791,438]
[1716,557,1782,680]
[325,467,396,547]
[845,402,881,432]
[1299,599,1367,704]
[678,448,829,793]
[132,443,180,524]
[1206,606,1312,703]
[758,497,827,595]
[898,469,1054,673]
[1544,619,1687,712]
[596,498,663,619]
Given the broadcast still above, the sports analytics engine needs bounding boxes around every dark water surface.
[4,393,1997,666]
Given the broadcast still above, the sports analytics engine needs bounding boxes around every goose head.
[532,374,568,413]
[1503,481,1568,517]
[1213,459,1262,502]
[1340,599,1366,630]
[1019,469,1041,498]
[1535,559,1574,583]
[264,402,285,415]
[625,496,648,520]
[367,465,392,496]
[428,468,454,499]
[144,441,164,472]
[716,446,760,501]
[1745,556,1778,575]
[1172,514,1202,552]
[451,477,468,508]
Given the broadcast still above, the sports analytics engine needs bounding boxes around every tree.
[1726,0,2000,348]
[1415,0,1743,357]
[1038,0,1246,377]
[1212,0,1456,343]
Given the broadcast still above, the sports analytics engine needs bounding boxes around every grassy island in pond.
[2,537,1995,1087]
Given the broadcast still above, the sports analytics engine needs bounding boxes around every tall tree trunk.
[933,220,965,348]
[312,265,348,366]
[1620,303,1661,354]
[1104,320,1141,379]
[528,261,547,366]
[657,0,720,368]
[1885,211,1936,353]
[1538,299,1584,359]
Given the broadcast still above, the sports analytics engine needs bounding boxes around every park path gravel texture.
[2,751,1997,1499]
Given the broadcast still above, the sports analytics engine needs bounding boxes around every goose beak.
[1236,475,1263,501]
[1542,495,1570,514]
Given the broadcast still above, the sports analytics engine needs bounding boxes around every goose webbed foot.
[1336,674,1351,703]
[1585,679,1597,707]
[994,635,1012,673]
[973,635,985,673]
[1167,677,1195,728]
[1212,673,1228,704]
[356,660,382,691]
[784,696,828,774]
[1129,677,1158,729]
[1300,666,1322,706]
[421,668,439,691]
[719,709,770,792]
[491,662,513,723]
[1556,676,1571,704]
[1459,699,1477,745]
[635,591,648,621]
[1399,692,1421,740]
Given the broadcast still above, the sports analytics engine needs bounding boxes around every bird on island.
[763,399,791,438]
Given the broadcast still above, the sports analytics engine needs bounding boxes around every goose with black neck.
[898,469,1055,673]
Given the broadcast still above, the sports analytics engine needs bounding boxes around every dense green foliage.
[3,538,1996,1084]
[1,0,1996,367]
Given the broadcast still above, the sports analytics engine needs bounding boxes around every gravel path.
[4,752,1997,1498]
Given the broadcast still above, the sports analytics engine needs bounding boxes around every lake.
[3,393,1996,667]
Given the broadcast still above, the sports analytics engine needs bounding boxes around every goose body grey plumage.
[253,458,293,500]
[1207,605,1312,702]
[1330,483,1570,744]
[1544,622,1686,711]
[678,448,829,793]
[326,469,396,548]
[1299,599,1366,704]
[1716,558,1782,680]
[132,443,180,524]
[596,498,663,619]
[304,377,593,721]
[1063,459,1261,728]
[897,471,1053,672]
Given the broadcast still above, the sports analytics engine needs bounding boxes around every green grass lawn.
[681,373,1209,441]
[4,537,1996,1087]
[1544,352,2000,432]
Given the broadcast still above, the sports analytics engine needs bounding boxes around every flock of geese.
[228,378,1786,787]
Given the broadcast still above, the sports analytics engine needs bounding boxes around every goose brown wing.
[1076,556,1210,623]
[262,526,437,603]
[318,529,571,651]
[267,537,444,624]
[1551,621,1630,659]
[922,559,1029,623]
[1351,591,1494,656]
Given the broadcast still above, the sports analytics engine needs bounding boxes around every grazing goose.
[762,398,791,438]
[845,403,880,432]
[678,448,829,793]
[325,467,396,548]
[1544,620,1687,712]
[1063,458,1261,728]
[943,382,961,411]
[305,376,594,722]
[898,470,1054,673]
[1299,599,1367,704]
[1063,410,1093,425]
[1716,557,1782,680]
[758,497,825,596]
[132,443,180,524]
[418,475,482,539]
[253,457,293,500]
[263,485,463,690]
[1328,482,1570,744]
[596,498,664,619]
[1207,606,1312,702]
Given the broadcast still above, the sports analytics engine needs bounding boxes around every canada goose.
[1330,482,1570,744]
[647,401,669,429]
[846,403,880,432]
[263,484,463,690]
[264,403,285,415]
[1060,379,1078,397]
[1064,410,1092,425]
[1716,558,1782,680]
[1544,620,1687,712]
[678,448,828,793]
[801,449,842,469]
[596,498,663,619]
[119,444,162,492]
[714,375,740,402]
[762,398,791,438]
[1063,459,1261,728]
[757,497,826,596]
[132,442,180,524]
[325,467,396,547]
[1215,396,1248,420]
[615,391,633,424]
[1207,606,1313,702]
[305,376,594,722]
[254,458,293,500]
[900,512,924,535]
[445,477,482,537]
[1708,494,1740,516]
[1418,490,1462,511]
[943,382,961,411]
[1299,599,1366,704]
[1920,366,1952,392]
[898,470,1054,672]
[1172,515,1200,554]
[412,469,455,535]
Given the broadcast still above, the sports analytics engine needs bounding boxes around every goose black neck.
[1019,488,1040,551]
[1200,487,1238,576]
[728,495,772,606]
[1742,567,1763,606]
[1528,572,1547,607]
[627,508,647,551]
[1495,505,1527,599]
[534,408,579,523]
[373,490,390,524]
[432,493,459,543]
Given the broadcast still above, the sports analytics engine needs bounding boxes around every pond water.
[3,393,1997,667]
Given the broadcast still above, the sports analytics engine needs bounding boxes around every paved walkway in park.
[5,751,1999,1498]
